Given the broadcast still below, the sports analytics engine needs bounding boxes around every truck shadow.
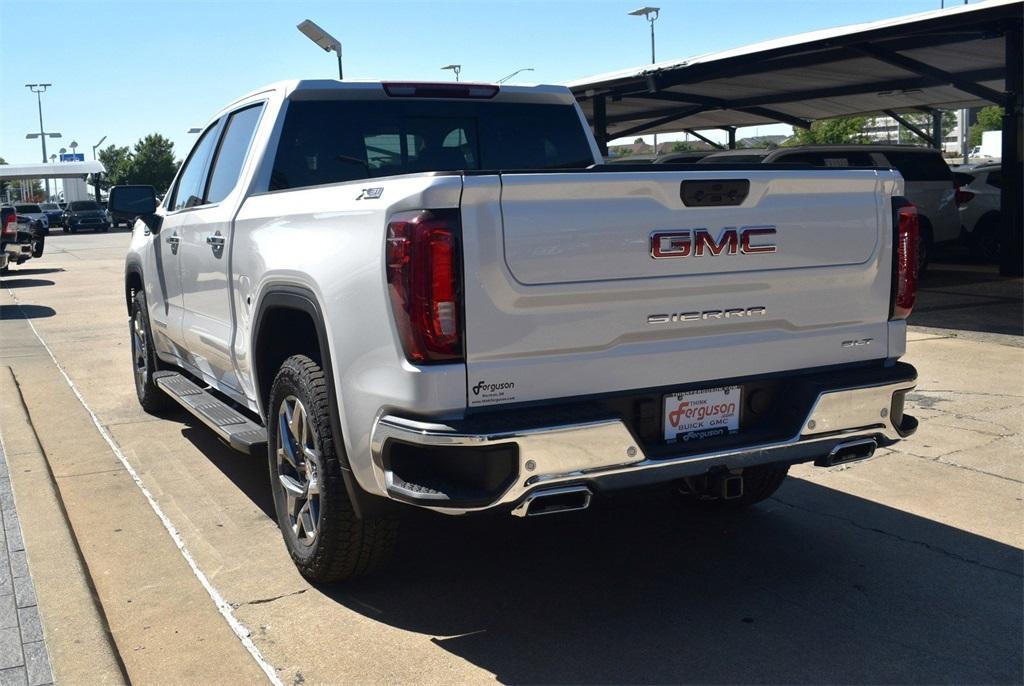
[171,416,1022,683]
[0,279,55,289]
[324,480,1022,685]
[911,259,1023,336]
[0,304,56,320]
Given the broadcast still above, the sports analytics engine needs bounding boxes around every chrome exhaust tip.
[511,486,592,518]
[816,438,878,468]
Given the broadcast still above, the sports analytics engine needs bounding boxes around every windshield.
[40,203,59,210]
[70,201,101,211]
[14,204,41,213]
[270,99,595,191]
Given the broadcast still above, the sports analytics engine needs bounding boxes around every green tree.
[671,141,694,152]
[633,137,645,145]
[969,106,1003,148]
[97,144,134,190]
[786,116,869,145]
[127,134,178,194]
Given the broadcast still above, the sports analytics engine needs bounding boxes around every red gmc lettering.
[652,226,777,258]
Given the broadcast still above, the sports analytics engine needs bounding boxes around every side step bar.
[154,372,267,456]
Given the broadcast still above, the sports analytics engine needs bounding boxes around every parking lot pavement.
[0,231,1021,685]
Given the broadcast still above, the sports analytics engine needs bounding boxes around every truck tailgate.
[460,169,900,407]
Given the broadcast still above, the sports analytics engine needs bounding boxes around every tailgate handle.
[680,179,749,207]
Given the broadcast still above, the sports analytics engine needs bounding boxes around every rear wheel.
[678,463,790,509]
[268,355,397,582]
[31,236,44,258]
[971,213,1001,263]
[130,290,171,413]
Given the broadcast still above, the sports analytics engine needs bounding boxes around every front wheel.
[31,237,44,258]
[130,290,171,413]
[268,355,397,582]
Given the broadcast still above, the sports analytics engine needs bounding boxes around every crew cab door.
[149,121,224,360]
[179,103,265,393]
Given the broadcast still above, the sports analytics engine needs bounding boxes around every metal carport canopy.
[0,161,106,180]
[567,0,1022,142]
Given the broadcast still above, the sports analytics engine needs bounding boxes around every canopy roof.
[568,0,1023,140]
[0,161,105,180]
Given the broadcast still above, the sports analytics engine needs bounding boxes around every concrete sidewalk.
[0,439,52,686]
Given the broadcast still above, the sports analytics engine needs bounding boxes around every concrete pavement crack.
[232,589,307,609]
[770,496,1022,579]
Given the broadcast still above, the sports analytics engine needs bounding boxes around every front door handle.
[165,232,180,254]
[206,233,225,246]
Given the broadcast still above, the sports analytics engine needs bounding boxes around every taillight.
[1,212,16,238]
[891,197,919,320]
[955,187,975,207]
[382,82,499,99]
[385,210,463,363]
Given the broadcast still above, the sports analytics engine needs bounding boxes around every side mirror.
[109,185,161,231]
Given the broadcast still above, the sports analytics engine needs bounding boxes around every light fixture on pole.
[69,140,79,156]
[628,7,661,152]
[187,127,202,134]
[496,68,534,84]
[441,64,462,82]
[297,19,344,79]
[92,135,107,159]
[25,83,56,196]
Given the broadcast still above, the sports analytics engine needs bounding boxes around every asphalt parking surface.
[0,231,1021,685]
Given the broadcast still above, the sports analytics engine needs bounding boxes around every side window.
[171,123,221,211]
[205,104,264,204]
[882,151,952,182]
[986,170,1002,189]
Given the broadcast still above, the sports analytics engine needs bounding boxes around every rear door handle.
[206,233,225,246]
[165,233,180,244]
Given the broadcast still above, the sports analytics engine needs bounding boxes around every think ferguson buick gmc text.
[111,79,919,581]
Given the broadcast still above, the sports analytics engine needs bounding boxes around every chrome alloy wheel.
[276,396,323,546]
[131,309,148,388]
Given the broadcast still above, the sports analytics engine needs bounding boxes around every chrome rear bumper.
[369,375,917,515]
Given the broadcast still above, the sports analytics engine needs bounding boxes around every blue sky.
[1,0,966,164]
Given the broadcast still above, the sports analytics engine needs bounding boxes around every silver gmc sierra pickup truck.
[111,79,920,582]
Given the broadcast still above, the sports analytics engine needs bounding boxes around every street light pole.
[441,64,461,82]
[628,7,661,152]
[26,83,54,197]
[297,20,344,79]
[496,68,534,84]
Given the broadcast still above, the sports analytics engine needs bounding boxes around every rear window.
[14,205,41,213]
[881,150,952,182]
[69,201,100,211]
[985,169,1002,189]
[269,99,594,191]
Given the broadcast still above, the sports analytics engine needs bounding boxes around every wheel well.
[254,306,323,411]
[125,270,143,314]
[977,211,1001,232]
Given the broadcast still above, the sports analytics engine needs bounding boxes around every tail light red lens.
[386,210,463,363]
[891,198,919,320]
[955,188,975,207]
[1,212,16,238]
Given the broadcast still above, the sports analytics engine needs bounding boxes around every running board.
[154,371,267,456]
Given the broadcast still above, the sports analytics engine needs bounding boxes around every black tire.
[69,226,77,234]
[268,355,397,582]
[31,237,44,258]
[129,290,171,413]
[679,463,790,509]
[970,213,1001,263]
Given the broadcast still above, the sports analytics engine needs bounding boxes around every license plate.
[663,386,741,443]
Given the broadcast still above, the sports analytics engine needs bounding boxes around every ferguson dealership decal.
[471,379,516,404]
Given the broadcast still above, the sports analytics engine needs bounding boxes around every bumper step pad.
[154,372,266,455]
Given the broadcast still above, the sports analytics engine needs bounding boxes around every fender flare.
[124,259,145,314]
[252,285,391,518]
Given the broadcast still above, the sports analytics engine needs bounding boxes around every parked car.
[654,150,715,164]
[12,203,50,232]
[957,163,1002,261]
[39,202,64,228]
[62,200,111,233]
[2,205,46,258]
[112,79,919,582]
[700,145,960,272]
[1,207,36,270]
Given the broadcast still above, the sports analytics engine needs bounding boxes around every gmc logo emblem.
[651,226,777,259]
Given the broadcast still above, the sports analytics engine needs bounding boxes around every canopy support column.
[1001,25,1022,277]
